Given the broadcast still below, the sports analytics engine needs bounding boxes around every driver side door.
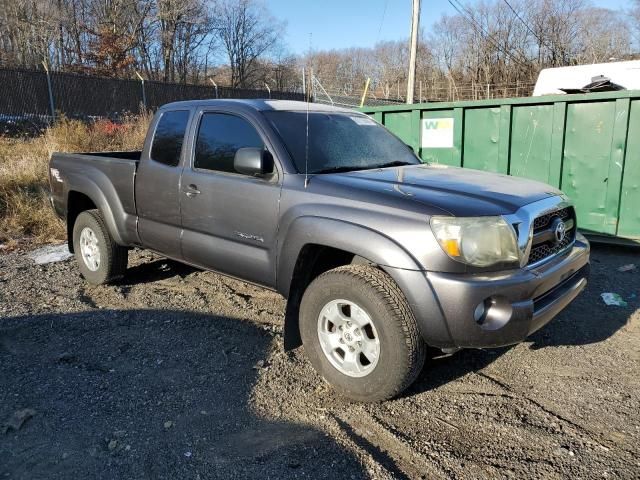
[180,111,282,288]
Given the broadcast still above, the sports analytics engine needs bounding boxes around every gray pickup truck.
[49,99,590,402]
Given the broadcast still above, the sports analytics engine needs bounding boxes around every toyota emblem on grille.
[553,219,567,243]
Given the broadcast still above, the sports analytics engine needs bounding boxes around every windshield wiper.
[312,161,416,175]
[311,165,368,174]
[369,161,416,169]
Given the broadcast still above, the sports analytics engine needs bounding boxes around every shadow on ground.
[0,309,365,480]
[116,258,198,286]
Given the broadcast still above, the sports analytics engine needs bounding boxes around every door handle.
[184,184,200,197]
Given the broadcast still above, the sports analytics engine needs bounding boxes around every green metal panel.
[410,109,421,153]
[463,107,502,172]
[561,101,624,236]
[361,89,640,243]
[452,108,464,167]
[498,105,512,175]
[617,99,639,240]
[549,102,567,188]
[509,104,555,184]
[461,106,511,174]
[383,111,414,147]
[610,98,631,235]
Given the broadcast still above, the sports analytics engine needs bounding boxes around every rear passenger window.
[151,110,189,166]
[195,113,263,173]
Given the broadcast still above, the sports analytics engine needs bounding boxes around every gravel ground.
[0,245,638,479]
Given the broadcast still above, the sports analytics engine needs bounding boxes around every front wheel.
[300,265,426,402]
[72,209,128,285]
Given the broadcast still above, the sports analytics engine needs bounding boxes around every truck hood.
[324,164,561,216]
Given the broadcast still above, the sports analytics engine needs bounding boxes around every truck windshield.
[263,111,420,174]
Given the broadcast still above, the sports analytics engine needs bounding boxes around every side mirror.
[234,147,274,176]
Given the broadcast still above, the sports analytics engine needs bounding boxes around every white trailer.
[533,60,640,96]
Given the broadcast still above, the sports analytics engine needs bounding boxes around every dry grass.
[0,113,151,248]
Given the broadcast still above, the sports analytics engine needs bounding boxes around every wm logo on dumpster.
[421,117,454,148]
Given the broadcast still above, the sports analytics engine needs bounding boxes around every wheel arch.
[277,217,423,350]
[65,183,127,251]
[66,191,97,252]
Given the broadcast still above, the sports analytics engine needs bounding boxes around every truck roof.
[160,99,356,113]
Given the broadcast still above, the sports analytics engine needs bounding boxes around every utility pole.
[406,0,420,104]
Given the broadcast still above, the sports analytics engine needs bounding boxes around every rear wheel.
[72,209,128,285]
[300,264,426,402]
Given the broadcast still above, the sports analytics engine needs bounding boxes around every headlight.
[430,216,519,267]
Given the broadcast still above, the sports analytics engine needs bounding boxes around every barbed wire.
[312,75,536,107]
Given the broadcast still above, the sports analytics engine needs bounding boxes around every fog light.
[475,296,513,331]
[473,301,488,324]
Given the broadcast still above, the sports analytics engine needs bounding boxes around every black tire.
[72,209,128,285]
[300,264,426,402]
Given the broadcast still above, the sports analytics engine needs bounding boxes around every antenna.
[304,67,310,188]
[304,32,313,188]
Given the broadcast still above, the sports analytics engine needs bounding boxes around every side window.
[195,113,264,173]
[150,110,190,167]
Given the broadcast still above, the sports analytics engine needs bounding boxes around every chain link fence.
[0,67,304,135]
[0,66,536,134]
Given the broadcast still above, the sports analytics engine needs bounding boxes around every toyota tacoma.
[49,100,590,402]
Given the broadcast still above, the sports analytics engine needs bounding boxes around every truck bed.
[49,151,140,224]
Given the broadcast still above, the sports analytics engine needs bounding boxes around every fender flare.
[276,216,454,350]
[276,216,423,297]
[65,172,130,246]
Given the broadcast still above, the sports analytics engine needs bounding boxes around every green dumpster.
[362,91,640,244]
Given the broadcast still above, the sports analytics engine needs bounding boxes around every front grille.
[533,206,571,232]
[528,233,573,265]
[527,206,576,266]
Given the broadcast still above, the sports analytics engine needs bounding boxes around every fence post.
[359,77,370,108]
[208,78,218,98]
[42,61,55,121]
[135,71,147,111]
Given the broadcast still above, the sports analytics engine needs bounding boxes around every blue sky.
[266,0,633,54]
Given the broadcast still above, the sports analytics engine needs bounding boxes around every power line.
[446,0,530,68]
[501,0,555,53]
[375,0,389,44]
[449,0,529,66]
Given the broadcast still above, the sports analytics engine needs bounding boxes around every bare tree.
[215,0,283,88]
[629,0,640,49]
[0,0,634,100]
[0,0,57,67]
[576,7,631,63]
[157,0,211,82]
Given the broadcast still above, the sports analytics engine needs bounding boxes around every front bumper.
[386,232,590,349]
[428,233,590,348]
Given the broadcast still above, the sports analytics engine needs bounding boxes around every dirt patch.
[1,245,638,478]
